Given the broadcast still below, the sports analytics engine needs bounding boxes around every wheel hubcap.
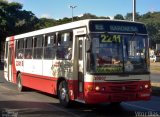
[18,80,21,89]
[60,88,66,100]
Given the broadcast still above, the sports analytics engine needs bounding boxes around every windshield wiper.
[131,32,137,40]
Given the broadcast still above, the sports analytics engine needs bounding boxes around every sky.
[6,0,160,19]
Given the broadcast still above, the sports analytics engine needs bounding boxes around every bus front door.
[4,42,9,81]
[77,36,85,100]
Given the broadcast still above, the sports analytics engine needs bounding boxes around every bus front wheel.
[58,80,70,107]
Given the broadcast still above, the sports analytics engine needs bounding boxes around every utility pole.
[69,5,77,22]
[133,0,136,21]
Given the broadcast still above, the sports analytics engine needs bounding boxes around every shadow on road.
[0,100,137,117]
[59,102,137,117]
[0,101,73,117]
[152,86,160,96]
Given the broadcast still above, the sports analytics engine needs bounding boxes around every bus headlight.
[95,86,100,91]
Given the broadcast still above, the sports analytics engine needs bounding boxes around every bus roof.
[6,19,146,41]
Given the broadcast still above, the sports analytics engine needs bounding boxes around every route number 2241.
[100,34,121,43]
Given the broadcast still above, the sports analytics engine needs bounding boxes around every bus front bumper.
[84,91,151,104]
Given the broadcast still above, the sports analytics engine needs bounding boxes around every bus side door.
[5,39,14,82]
[77,36,86,100]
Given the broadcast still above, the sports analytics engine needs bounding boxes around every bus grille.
[109,85,138,92]
[111,93,136,101]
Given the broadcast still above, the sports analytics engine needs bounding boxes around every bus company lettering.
[16,61,23,66]
[77,30,84,34]
[94,76,105,81]
[74,28,86,35]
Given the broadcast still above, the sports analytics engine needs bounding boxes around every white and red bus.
[4,19,151,107]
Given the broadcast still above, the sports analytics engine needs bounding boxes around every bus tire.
[58,80,70,107]
[17,73,24,92]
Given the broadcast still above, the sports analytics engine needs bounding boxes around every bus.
[4,19,151,107]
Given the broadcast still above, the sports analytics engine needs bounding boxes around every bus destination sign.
[109,25,138,32]
[89,21,147,34]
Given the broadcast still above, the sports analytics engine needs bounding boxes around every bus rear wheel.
[17,73,24,92]
[58,80,70,107]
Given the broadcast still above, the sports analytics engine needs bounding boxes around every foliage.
[125,12,141,21]
[0,0,38,40]
[139,12,160,48]
[36,18,57,29]
[114,14,124,20]
[0,0,39,59]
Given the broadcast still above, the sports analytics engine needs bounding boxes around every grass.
[150,66,160,73]
[150,62,160,73]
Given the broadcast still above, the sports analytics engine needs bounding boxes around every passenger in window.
[57,48,65,59]
[19,53,23,59]
[97,48,112,64]
[58,38,61,46]
[26,52,32,59]
[18,51,23,59]
[65,48,72,59]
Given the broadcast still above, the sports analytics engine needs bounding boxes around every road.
[151,73,160,83]
[0,70,160,117]
[150,62,160,83]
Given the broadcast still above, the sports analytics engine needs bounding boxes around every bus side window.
[16,39,24,59]
[24,37,33,59]
[33,36,43,59]
[44,33,56,59]
[56,32,73,60]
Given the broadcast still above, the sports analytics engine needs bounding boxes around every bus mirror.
[86,40,91,52]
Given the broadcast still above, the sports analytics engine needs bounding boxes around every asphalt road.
[151,73,160,83]
[150,62,160,83]
[0,70,160,117]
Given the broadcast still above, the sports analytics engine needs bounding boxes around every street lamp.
[69,5,77,22]
[133,0,136,21]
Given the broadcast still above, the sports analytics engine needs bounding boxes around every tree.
[114,14,124,20]
[80,13,98,20]
[36,18,57,29]
[125,12,141,21]
[138,12,160,48]
[0,0,39,36]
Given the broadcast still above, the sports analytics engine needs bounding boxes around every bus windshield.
[88,33,149,74]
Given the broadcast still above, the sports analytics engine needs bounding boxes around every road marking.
[124,102,156,111]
